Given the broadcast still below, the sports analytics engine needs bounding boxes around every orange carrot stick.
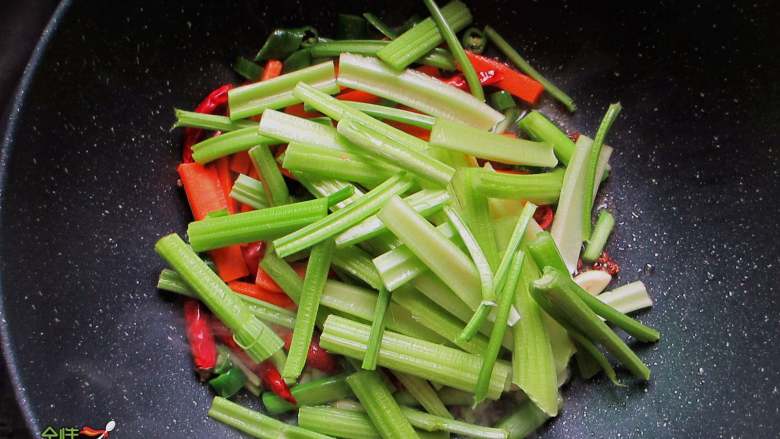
[229,281,297,309]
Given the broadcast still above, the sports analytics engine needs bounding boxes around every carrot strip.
[210,246,250,282]
[416,65,442,77]
[284,103,321,119]
[230,151,253,174]
[261,60,284,81]
[215,156,238,214]
[336,89,382,104]
[229,281,297,309]
[256,262,307,293]
[387,120,431,141]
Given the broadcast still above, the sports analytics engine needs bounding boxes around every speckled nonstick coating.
[1,0,778,437]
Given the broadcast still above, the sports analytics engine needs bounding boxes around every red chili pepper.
[592,252,621,276]
[241,241,266,277]
[256,262,307,293]
[568,131,581,142]
[442,68,502,91]
[183,299,218,381]
[416,65,441,77]
[464,52,544,105]
[182,84,234,162]
[533,205,555,230]
[282,332,339,374]
[79,426,109,438]
[274,144,297,180]
[284,103,321,119]
[229,281,297,309]
[336,89,382,104]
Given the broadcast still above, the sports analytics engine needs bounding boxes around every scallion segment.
[362,286,390,370]
[582,209,615,262]
[582,103,621,238]
[346,370,420,439]
[208,396,332,439]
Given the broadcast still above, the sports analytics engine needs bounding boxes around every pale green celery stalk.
[337,118,454,187]
[157,268,296,328]
[346,371,420,439]
[517,111,576,166]
[248,145,289,206]
[309,39,456,71]
[191,126,274,164]
[391,286,489,355]
[332,246,384,289]
[475,250,524,404]
[273,174,414,257]
[400,407,508,439]
[173,109,256,131]
[338,53,502,131]
[491,107,520,135]
[496,399,553,439]
[284,239,335,381]
[283,142,397,187]
[377,195,481,310]
[209,397,332,439]
[320,315,511,399]
[228,61,339,120]
[345,102,436,129]
[512,258,558,416]
[582,209,615,262]
[397,388,472,407]
[597,281,653,314]
[468,167,564,204]
[229,174,269,210]
[187,197,329,252]
[299,407,448,439]
[484,26,576,113]
[393,372,453,419]
[295,173,365,211]
[430,118,557,167]
[569,330,621,385]
[155,235,283,362]
[452,168,499,271]
[259,248,304,304]
[377,1,472,71]
[336,190,450,248]
[443,206,494,304]
[582,103,622,238]
[362,287,390,370]
[293,82,430,153]
[263,374,351,415]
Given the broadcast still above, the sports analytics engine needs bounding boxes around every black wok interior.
[1,0,778,437]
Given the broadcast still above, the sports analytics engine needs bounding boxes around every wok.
[1,0,778,437]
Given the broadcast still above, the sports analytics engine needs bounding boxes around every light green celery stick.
[597,281,653,314]
[299,406,448,439]
[332,246,384,290]
[496,399,554,439]
[378,196,481,310]
[393,372,453,419]
[338,118,455,187]
[430,118,557,167]
[284,239,334,380]
[173,109,256,132]
[362,287,390,370]
[294,173,365,211]
[263,374,352,415]
[228,61,339,120]
[229,174,268,210]
[582,209,615,262]
[284,142,397,187]
[517,111,576,166]
[582,103,622,238]
[248,144,289,206]
[337,190,450,248]
[273,174,414,257]
[400,406,508,439]
[347,371,420,439]
[320,315,511,399]
[468,167,564,204]
[443,206,495,303]
[209,397,332,439]
[345,102,436,129]
[191,126,274,164]
[309,39,456,71]
[452,168,499,270]
[377,1,472,71]
[155,235,283,362]
[338,53,502,130]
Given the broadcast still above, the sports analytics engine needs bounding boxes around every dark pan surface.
[1,0,778,437]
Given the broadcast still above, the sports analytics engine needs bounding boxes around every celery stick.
[284,142,397,187]
[468,167,564,203]
[452,167,499,271]
[229,174,268,210]
[430,118,557,167]
[598,281,653,314]
[309,39,456,71]
[320,315,511,399]
[347,371,420,439]
[517,111,575,165]
[345,102,436,129]
[209,397,332,439]
[400,406,508,439]
[248,144,289,206]
[393,372,453,419]
[411,273,474,324]
[173,109,256,132]
[582,209,615,262]
[443,206,495,303]
[228,61,339,119]
[362,287,390,370]
[338,53,502,130]
[496,399,552,439]
[332,245,384,290]
[299,407,448,439]
[337,190,450,248]
[191,126,274,164]
[583,103,621,238]
[295,173,365,211]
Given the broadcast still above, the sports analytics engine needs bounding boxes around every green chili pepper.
[208,366,247,398]
[255,26,319,61]
[461,27,486,53]
[363,13,420,39]
[283,49,313,73]
[337,14,368,39]
[233,56,264,81]
[488,90,517,112]
[213,346,233,375]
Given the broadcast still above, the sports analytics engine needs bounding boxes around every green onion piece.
[431,118,557,167]
[597,281,653,315]
[363,12,400,39]
[229,174,269,210]
[309,40,456,71]
[461,27,487,54]
[273,174,414,257]
[209,396,332,439]
[423,0,483,100]
[208,366,246,398]
[468,167,564,204]
[233,56,264,81]
[496,399,553,439]
[283,142,397,187]
[248,145,289,206]
[484,26,576,112]
[254,26,319,61]
[338,53,502,130]
[362,287,390,370]
[332,245,384,289]
[173,109,256,132]
[344,102,436,129]
[378,195,482,310]
[400,406,508,439]
[517,111,576,166]
[488,91,516,113]
[263,373,352,414]
[228,61,339,120]
[191,126,273,164]
[377,1,472,71]
[582,209,615,262]
[528,232,660,342]
[531,267,652,380]
[393,372,452,419]
[337,14,368,39]
[320,315,511,399]
[282,48,313,73]
[155,235,283,362]
[347,370,420,439]
[283,239,335,381]
[443,206,494,303]
[475,250,525,404]
[187,197,329,252]
[336,190,450,248]
[582,103,622,238]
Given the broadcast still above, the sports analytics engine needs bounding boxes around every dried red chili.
[182,84,234,163]
[533,205,555,230]
[568,131,581,142]
[593,251,621,276]
[183,299,218,381]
